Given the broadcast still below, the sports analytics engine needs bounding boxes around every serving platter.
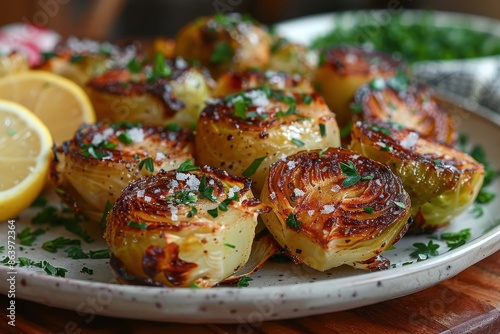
[1,14,500,324]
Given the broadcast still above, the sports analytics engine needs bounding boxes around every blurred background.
[2,0,499,40]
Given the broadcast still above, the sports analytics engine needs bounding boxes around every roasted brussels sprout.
[213,69,314,97]
[195,87,341,195]
[313,46,406,128]
[349,120,484,232]
[50,122,194,222]
[174,13,271,78]
[38,37,138,86]
[0,51,29,77]
[354,79,457,145]
[268,37,318,79]
[260,147,411,271]
[86,54,214,127]
[105,166,270,288]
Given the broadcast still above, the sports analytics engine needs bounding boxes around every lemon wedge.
[0,99,53,221]
[0,70,95,143]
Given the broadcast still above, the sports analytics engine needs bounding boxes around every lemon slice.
[0,70,95,143]
[0,99,53,221]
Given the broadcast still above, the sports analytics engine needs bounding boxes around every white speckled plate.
[1,15,500,325]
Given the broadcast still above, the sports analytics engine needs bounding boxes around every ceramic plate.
[1,14,500,325]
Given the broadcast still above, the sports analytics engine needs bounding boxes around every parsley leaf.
[17,227,45,246]
[339,161,374,187]
[65,245,90,259]
[100,200,112,230]
[291,138,305,147]
[42,237,80,253]
[440,228,471,250]
[319,123,326,137]
[242,156,266,177]
[177,159,199,173]
[81,267,94,275]
[198,174,216,202]
[128,221,147,229]
[286,213,301,229]
[236,276,253,288]
[410,240,440,261]
[138,157,154,173]
[88,249,110,259]
[211,42,234,64]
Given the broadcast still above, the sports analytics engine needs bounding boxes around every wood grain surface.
[1,251,499,334]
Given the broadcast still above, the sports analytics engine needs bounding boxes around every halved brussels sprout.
[50,122,194,222]
[260,147,411,271]
[174,13,271,78]
[268,37,318,79]
[38,37,138,86]
[86,54,214,127]
[213,69,314,97]
[349,120,484,232]
[195,87,341,196]
[105,166,270,288]
[354,79,457,145]
[313,46,406,128]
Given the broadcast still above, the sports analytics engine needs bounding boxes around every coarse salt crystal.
[400,132,419,149]
[294,188,305,197]
[137,190,145,198]
[270,192,276,200]
[176,172,189,181]
[244,89,270,107]
[186,174,200,191]
[320,204,335,214]
[127,128,145,143]
[286,161,296,170]
[331,185,341,192]
[308,210,315,216]
[155,152,166,161]
[144,196,152,202]
[228,185,241,198]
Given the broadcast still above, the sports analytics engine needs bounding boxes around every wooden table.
[1,251,499,334]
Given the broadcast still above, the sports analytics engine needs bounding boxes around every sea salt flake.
[294,188,305,197]
[320,205,335,214]
[400,132,419,149]
[127,128,145,143]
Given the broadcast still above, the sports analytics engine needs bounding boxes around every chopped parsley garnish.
[387,71,410,93]
[65,245,89,259]
[100,200,112,230]
[380,143,392,152]
[319,124,326,137]
[410,240,440,261]
[151,52,172,79]
[236,276,253,288]
[110,121,141,129]
[187,206,198,218]
[234,99,248,119]
[286,212,301,229]
[177,159,199,173]
[128,221,147,229]
[476,189,495,204]
[242,156,266,177]
[364,207,374,214]
[70,54,83,63]
[440,228,471,250]
[198,174,216,202]
[80,142,115,160]
[207,208,219,218]
[88,249,110,259]
[291,138,305,147]
[302,93,313,105]
[275,103,298,118]
[167,190,198,206]
[369,125,391,136]
[165,123,182,132]
[31,204,94,243]
[339,160,374,187]
[340,121,352,139]
[0,246,4,253]
[16,257,67,277]
[117,132,133,145]
[81,267,94,275]
[224,243,236,249]
[31,196,48,207]
[349,103,363,114]
[17,227,45,246]
[318,148,328,157]
[433,159,442,166]
[42,237,80,253]
[127,57,142,73]
[211,42,234,64]
[470,203,484,218]
[138,157,154,173]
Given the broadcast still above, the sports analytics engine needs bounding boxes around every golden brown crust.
[354,81,457,145]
